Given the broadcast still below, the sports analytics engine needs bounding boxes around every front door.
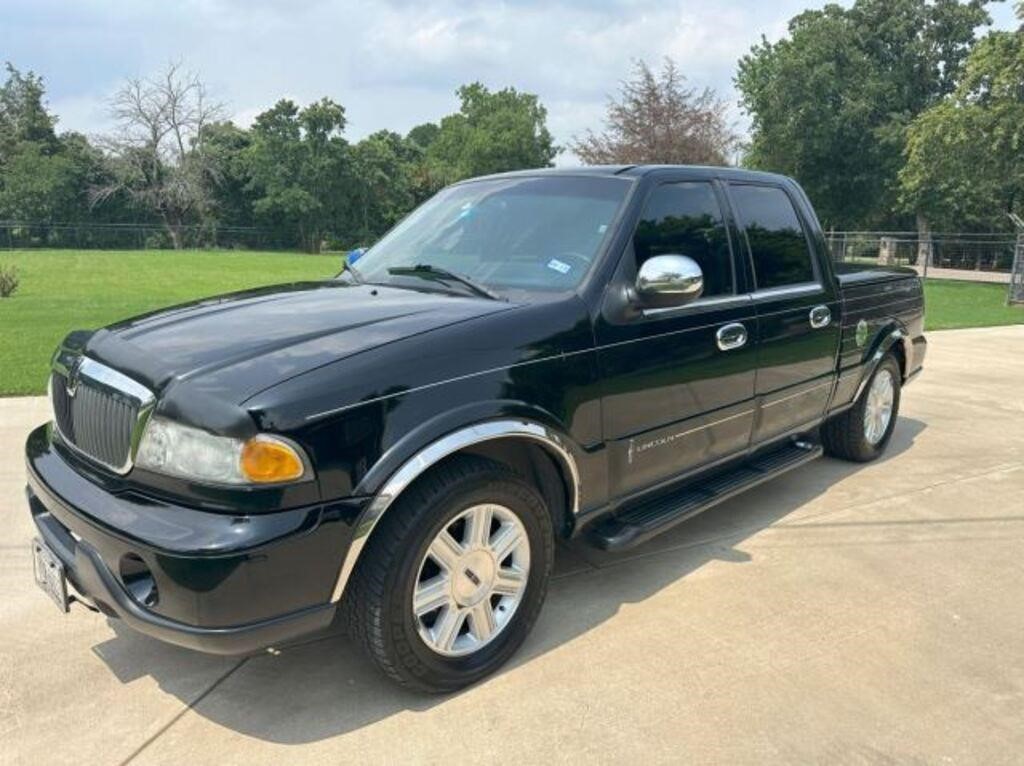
[726,182,840,443]
[596,179,758,499]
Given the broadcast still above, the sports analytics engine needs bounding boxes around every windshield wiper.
[387,264,503,301]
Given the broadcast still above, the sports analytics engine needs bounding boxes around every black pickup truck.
[26,166,925,692]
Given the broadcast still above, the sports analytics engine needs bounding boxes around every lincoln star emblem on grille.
[65,358,82,397]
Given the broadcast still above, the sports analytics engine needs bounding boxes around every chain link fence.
[826,231,1018,278]
[6,220,1024,303]
[825,230,1024,309]
[0,221,298,251]
[1009,233,1024,305]
[827,230,1024,305]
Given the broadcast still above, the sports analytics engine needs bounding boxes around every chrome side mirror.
[635,254,704,308]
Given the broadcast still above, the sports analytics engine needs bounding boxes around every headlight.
[135,417,308,485]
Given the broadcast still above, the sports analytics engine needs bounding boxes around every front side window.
[632,182,734,298]
[730,184,815,290]
[352,176,631,295]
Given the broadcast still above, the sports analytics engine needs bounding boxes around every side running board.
[590,440,823,551]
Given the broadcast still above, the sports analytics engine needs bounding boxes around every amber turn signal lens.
[240,437,305,483]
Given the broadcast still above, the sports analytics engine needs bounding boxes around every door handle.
[809,305,832,329]
[716,322,748,351]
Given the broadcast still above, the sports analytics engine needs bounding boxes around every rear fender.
[853,324,909,402]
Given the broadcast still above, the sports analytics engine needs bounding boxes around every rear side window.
[633,182,733,297]
[730,184,815,289]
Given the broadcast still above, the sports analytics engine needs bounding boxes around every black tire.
[344,454,554,693]
[822,353,902,462]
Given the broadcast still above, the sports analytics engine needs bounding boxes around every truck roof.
[467,164,794,185]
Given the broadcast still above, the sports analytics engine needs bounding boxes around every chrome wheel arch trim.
[853,328,908,403]
[329,419,580,603]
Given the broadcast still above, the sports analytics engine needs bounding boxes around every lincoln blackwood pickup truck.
[26,166,925,692]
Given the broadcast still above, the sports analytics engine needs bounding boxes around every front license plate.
[32,538,69,613]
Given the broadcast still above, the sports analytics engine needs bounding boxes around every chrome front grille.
[50,356,154,474]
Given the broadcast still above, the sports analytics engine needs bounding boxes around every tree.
[735,0,992,230]
[350,130,420,244]
[571,58,737,166]
[407,122,440,151]
[900,26,1024,229]
[244,98,350,252]
[202,121,257,230]
[0,141,86,221]
[0,63,58,163]
[427,83,558,184]
[92,63,224,248]
[0,65,102,227]
[404,121,445,201]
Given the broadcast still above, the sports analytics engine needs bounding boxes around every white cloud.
[3,0,1019,163]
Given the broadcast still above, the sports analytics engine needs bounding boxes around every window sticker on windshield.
[547,259,571,274]
[598,224,608,233]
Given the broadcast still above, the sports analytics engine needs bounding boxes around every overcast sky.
[2,0,1019,163]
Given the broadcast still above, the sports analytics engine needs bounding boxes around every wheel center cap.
[452,549,495,607]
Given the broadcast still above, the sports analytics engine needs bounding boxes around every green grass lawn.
[0,250,338,395]
[0,251,1021,395]
[923,279,1024,331]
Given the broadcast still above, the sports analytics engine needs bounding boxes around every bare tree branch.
[91,62,225,247]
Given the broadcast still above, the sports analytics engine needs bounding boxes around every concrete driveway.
[2,326,1023,765]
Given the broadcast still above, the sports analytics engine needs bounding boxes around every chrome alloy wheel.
[412,504,531,657]
[864,368,895,445]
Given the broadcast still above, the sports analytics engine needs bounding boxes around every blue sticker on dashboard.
[547,258,571,274]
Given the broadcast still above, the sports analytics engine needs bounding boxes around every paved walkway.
[914,265,1011,284]
[2,326,1023,765]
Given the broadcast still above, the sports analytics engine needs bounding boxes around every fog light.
[119,554,158,607]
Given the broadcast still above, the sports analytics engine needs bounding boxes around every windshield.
[351,176,631,295]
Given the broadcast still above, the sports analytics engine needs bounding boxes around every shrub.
[0,264,18,298]
[144,230,173,250]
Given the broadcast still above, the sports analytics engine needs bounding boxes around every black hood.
[82,280,516,406]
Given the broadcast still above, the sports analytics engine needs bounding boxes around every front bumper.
[25,424,367,655]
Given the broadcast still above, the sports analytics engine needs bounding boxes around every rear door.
[596,177,758,498]
[726,182,840,444]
